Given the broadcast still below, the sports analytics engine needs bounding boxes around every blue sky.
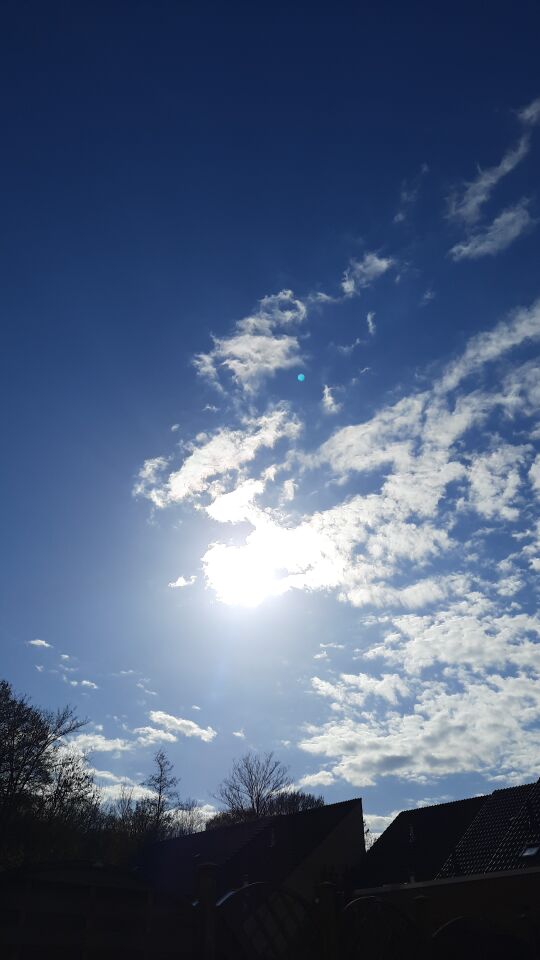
[2,2,540,832]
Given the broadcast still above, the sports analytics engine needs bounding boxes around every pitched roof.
[437,778,540,878]
[140,798,363,899]
[356,795,485,888]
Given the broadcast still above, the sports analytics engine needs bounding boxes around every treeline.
[0,679,324,868]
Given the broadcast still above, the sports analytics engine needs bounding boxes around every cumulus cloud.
[133,725,178,745]
[193,290,307,392]
[297,770,335,788]
[300,671,540,787]
[342,253,394,296]
[449,199,534,260]
[168,575,196,589]
[149,710,217,742]
[27,638,52,648]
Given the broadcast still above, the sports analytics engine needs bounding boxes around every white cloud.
[530,455,540,495]
[437,298,540,394]
[464,443,529,521]
[448,136,529,225]
[342,253,394,296]
[321,385,343,415]
[366,311,376,336]
[336,337,363,355]
[297,770,335,788]
[193,290,307,392]
[35,665,44,672]
[518,96,540,127]
[149,710,217,742]
[364,811,400,835]
[133,725,178,746]
[300,672,540,787]
[449,199,534,261]
[70,733,133,753]
[27,638,52,648]
[171,423,180,432]
[135,408,301,508]
[132,457,170,503]
[168,575,196,589]
[80,680,99,689]
[92,769,155,803]
[421,289,435,306]
[232,729,246,739]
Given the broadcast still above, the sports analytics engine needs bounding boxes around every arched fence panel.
[430,915,533,960]
[216,881,316,960]
[341,895,428,960]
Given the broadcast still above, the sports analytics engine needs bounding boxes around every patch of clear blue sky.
[1,1,540,816]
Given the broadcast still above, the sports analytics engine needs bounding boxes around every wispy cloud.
[321,385,342,415]
[518,95,540,127]
[27,638,52,648]
[366,311,376,336]
[449,199,534,260]
[448,136,530,225]
[342,252,394,296]
[393,163,429,223]
[134,407,301,509]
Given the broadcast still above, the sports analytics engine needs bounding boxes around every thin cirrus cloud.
[449,199,534,261]
[341,252,394,296]
[447,135,530,225]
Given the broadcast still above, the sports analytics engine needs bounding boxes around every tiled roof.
[140,798,363,899]
[437,779,540,878]
[355,795,485,888]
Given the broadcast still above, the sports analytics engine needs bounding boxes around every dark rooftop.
[437,779,540,878]
[356,795,485,888]
[140,798,363,899]
[357,777,540,889]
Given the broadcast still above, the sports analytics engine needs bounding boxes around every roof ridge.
[397,795,487,815]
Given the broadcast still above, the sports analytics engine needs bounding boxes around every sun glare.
[203,538,286,607]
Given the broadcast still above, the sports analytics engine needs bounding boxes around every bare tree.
[265,789,325,816]
[140,749,179,837]
[214,752,292,818]
[39,748,99,827]
[0,680,86,821]
[169,797,206,836]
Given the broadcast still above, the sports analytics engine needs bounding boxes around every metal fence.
[0,862,537,959]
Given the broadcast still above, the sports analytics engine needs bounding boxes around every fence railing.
[1,861,538,959]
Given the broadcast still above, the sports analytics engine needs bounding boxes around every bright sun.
[203,536,286,607]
